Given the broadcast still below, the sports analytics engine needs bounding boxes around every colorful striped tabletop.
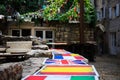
[52,53,87,60]
[43,59,87,65]
[22,75,99,80]
[22,49,99,80]
[34,65,99,76]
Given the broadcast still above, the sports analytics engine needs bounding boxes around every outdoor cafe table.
[22,75,99,80]
[43,59,87,65]
[34,65,99,76]
[52,53,88,63]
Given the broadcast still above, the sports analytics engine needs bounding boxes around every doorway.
[109,32,116,55]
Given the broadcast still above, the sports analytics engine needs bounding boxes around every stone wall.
[0,63,22,80]
[54,23,95,43]
[7,22,95,44]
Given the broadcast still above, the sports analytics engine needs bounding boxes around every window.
[102,7,106,18]
[36,31,43,38]
[119,4,120,15]
[35,30,54,42]
[97,6,106,21]
[12,29,31,37]
[116,4,120,16]
[22,29,31,36]
[109,7,112,19]
[97,12,100,21]
[46,31,53,38]
[12,30,20,36]
[97,10,102,21]
[99,8,103,20]
[102,0,105,5]
[111,32,116,46]
[112,6,116,18]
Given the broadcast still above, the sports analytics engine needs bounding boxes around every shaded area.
[50,43,97,62]
[89,55,120,80]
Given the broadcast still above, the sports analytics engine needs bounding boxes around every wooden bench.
[6,41,32,53]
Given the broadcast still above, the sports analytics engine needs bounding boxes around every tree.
[42,0,96,27]
[0,0,96,28]
[0,0,41,15]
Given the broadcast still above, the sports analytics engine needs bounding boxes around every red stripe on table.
[25,76,47,80]
[62,54,71,56]
[74,56,85,59]
[47,65,91,67]
[40,72,96,75]
[61,60,69,64]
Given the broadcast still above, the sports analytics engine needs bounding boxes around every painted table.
[22,75,99,80]
[43,59,87,65]
[34,65,99,76]
[52,53,88,63]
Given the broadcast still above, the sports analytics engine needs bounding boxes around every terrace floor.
[89,54,120,80]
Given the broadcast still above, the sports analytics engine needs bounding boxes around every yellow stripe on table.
[70,54,80,56]
[41,67,93,72]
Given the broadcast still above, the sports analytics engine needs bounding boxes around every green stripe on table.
[71,76,96,80]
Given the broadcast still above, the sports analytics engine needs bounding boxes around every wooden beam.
[79,0,84,44]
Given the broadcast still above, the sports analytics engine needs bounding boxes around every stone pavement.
[89,54,120,80]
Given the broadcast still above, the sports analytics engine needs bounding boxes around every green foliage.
[43,0,65,20]
[0,5,6,15]
[43,0,96,26]
[0,0,40,14]
[0,0,96,28]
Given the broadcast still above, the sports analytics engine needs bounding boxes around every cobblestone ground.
[89,54,120,80]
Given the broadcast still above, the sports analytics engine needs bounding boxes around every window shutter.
[97,12,100,21]
[100,10,102,20]
[109,7,112,19]
[116,4,120,16]
[119,4,120,16]
[103,6,106,18]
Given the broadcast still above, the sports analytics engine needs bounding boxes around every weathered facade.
[95,0,120,55]
[7,21,94,44]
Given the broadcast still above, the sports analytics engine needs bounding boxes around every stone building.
[7,21,94,44]
[4,0,95,45]
[0,0,95,47]
[95,0,120,56]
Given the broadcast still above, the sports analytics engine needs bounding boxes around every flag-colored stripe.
[62,54,71,56]
[54,54,63,59]
[40,72,95,75]
[70,54,80,56]
[36,65,97,76]
[70,76,96,80]
[23,75,97,80]
[61,60,69,64]
[70,60,86,64]
[74,56,84,59]
[47,65,90,67]
[44,59,86,65]
[25,75,47,80]
[41,67,93,72]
